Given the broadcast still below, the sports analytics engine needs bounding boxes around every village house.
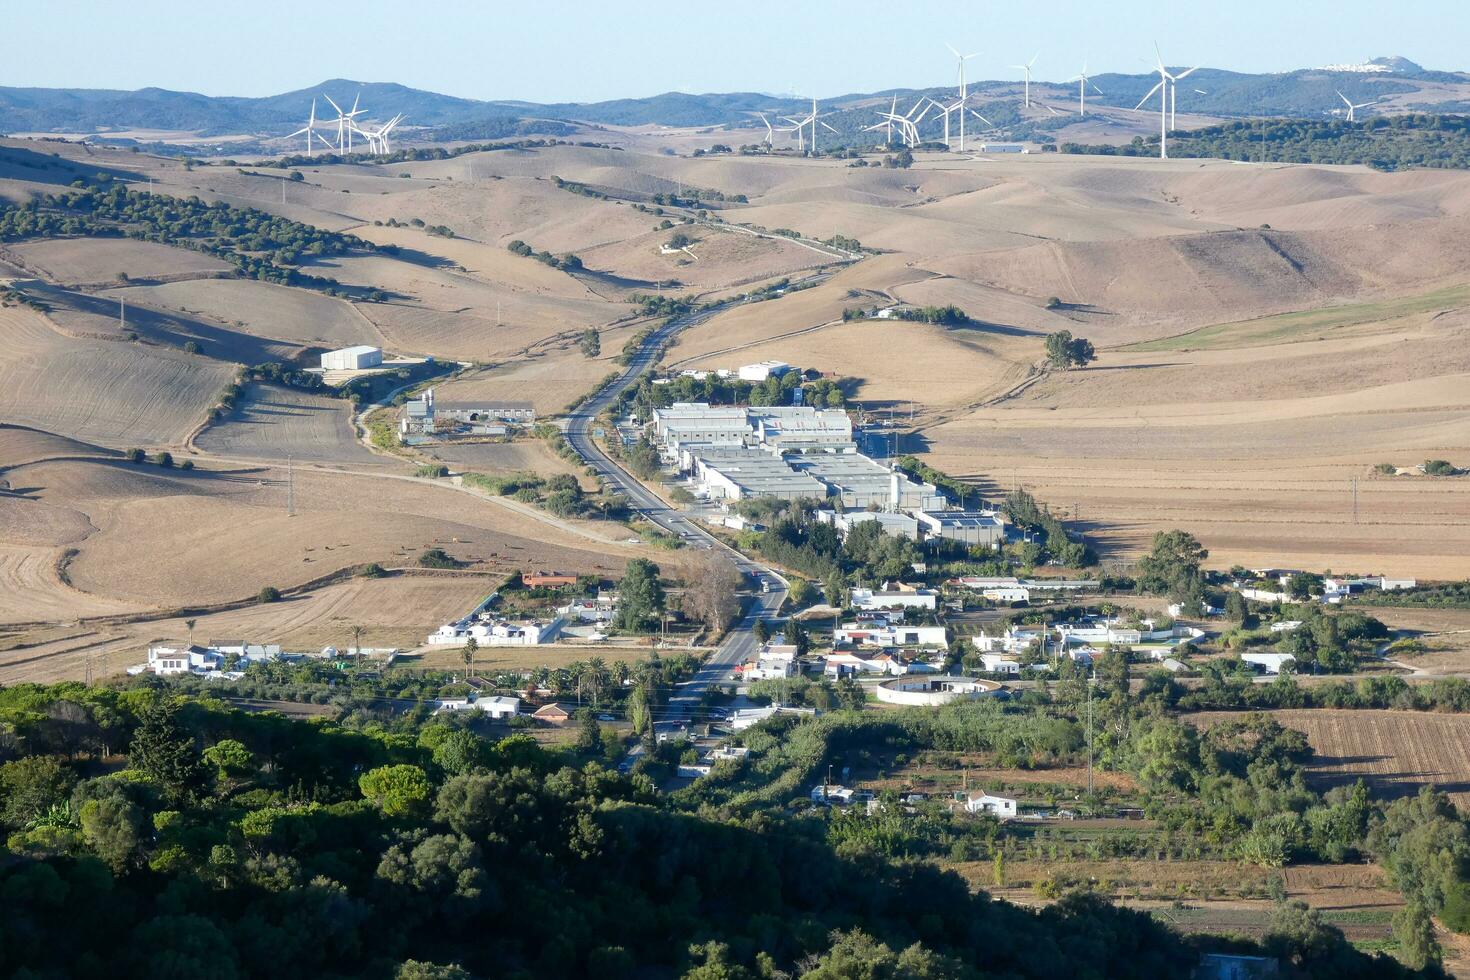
[960,793,1018,819]
[532,702,575,724]
[833,622,948,649]
[850,582,938,611]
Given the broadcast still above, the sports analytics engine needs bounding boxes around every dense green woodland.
[0,676,1445,980]
[1062,115,1470,171]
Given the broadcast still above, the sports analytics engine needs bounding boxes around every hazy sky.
[6,0,1466,101]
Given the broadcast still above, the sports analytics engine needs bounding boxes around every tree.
[627,684,652,736]
[432,730,487,776]
[682,552,742,633]
[1044,330,1096,369]
[396,963,473,980]
[257,585,281,603]
[613,558,664,632]
[202,739,255,784]
[359,764,432,817]
[461,635,478,675]
[579,329,601,358]
[754,619,771,643]
[128,699,205,804]
[0,755,75,829]
[574,711,604,755]
[78,793,144,873]
[184,618,197,646]
[1135,530,1208,602]
[154,450,175,467]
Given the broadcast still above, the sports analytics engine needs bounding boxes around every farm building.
[960,792,1018,817]
[1241,652,1296,675]
[320,345,383,371]
[875,675,1003,706]
[400,388,535,441]
[737,360,792,382]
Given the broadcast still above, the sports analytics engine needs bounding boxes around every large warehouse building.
[320,346,384,371]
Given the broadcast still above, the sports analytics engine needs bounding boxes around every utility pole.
[1352,477,1359,524]
[286,455,295,517]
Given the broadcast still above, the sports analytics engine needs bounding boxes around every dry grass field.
[0,305,236,448]
[194,382,380,463]
[4,238,232,284]
[1186,709,1470,807]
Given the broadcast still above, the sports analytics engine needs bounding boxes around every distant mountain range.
[1,58,1465,142]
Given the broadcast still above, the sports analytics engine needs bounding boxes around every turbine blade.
[1135,80,1164,111]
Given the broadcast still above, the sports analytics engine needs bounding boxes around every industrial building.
[688,447,828,501]
[320,345,383,371]
[789,454,943,510]
[914,509,1007,547]
[400,388,535,442]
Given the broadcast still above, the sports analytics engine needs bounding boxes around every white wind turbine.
[1067,61,1102,116]
[783,98,837,154]
[356,114,404,154]
[1337,90,1381,123]
[1135,45,1177,159]
[756,112,776,148]
[945,44,980,151]
[322,93,368,153]
[286,98,335,155]
[1011,53,1039,108]
[1167,61,1201,130]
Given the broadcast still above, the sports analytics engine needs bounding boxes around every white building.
[979,654,1022,676]
[427,617,564,647]
[1242,652,1297,675]
[834,623,948,648]
[850,583,938,611]
[320,345,383,371]
[738,360,792,382]
[558,594,618,623]
[875,675,1003,706]
[730,705,817,731]
[476,695,521,719]
[962,793,1018,818]
[915,510,1007,547]
[815,509,920,540]
[132,644,226,676]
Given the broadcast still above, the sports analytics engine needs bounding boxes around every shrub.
[126,448,145,464]
[1424,459,1461,476]
[1374,462,1397,476]
[257,586,281,603]
[358,562,387,578]
[418,549,457,569]
[183,340,201,355]
[180,460,194,471]
[154,451,174,468]
[1044,296,1062,309]
[415,464,449,478]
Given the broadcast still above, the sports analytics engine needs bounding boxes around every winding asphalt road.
[563,301,790,736]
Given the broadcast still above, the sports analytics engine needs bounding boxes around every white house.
[978,654,1022,676]
[1270,620,1304,633]
[130,644,226,677]
[1241,588,1292,603]
[476,695,521,719]
[320,345,383,371]
[427,617,564,647]
[558,594,617,624]
[981,585,1031,603]
[1242,652,1296,674]
[834,623,948,648]
[747,642,800,680]
[850,583,938,611]
[962,793,1018,818]
[730,705,817,731]
[822,652,891,677]
[811,784,856,805]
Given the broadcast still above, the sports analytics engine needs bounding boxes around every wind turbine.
[1011,53,1039,108]
[1135,46,1176,159]
[783,98,836,154]
[286,99,323,155]
[756,112,776,148]
[356,114,404,154]
[946,43,980,151]
[322,93,368,153]
[1067,61,1101,116]
[1336,90,1380,123]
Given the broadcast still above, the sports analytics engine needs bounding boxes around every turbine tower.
[1011,53,1039,108]
[1067,61,1101,116]
[945,43,980,151]
[1168,63,1200,130]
